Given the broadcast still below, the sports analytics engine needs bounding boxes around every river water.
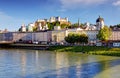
[0,49,120,78]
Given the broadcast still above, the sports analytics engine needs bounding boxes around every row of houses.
[0,16,120,47]
[0,28,120,47]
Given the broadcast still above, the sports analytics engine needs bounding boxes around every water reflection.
[0,49,120,78]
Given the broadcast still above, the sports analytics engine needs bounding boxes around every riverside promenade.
[0,41,14,44]
[0,43,50,50]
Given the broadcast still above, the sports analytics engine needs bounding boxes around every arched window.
[53,35,57,42]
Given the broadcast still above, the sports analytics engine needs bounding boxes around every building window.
[53,35,57,42]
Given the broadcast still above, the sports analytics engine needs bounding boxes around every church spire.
[78,18,80,27]
[99,15,101,18]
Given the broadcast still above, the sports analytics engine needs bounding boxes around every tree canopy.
[97,26,112,41]
[47,22,54,30]
[65,33,88,44]
[47,22,70,30]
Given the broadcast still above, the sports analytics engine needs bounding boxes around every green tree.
[97,26,112,41]
[79,34,88,44]
[71,23,84,28]
[80,23,84,28]
[55,21,60,26]
[117,24,120,28]
[33,26,37,32]
[65,33,76,44]
[47,22,61,30]
[65,33,88,44]
[61,23,68,29]
[72,23,79,28]
[47,22,54,30]
[18,28,21,32]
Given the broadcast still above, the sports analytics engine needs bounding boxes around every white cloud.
[60,0,108,9]
[0,12,12,20]
[113,0,120,6]
[0,12,29,31]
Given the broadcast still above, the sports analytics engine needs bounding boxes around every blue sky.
[0,0,120,31]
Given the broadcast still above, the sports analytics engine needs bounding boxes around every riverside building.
[0,16,120,47]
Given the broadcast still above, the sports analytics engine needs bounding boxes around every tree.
[47,22,61,30]
[97,26,112,41]
[79,34,88,44]
[55,21,60,26]
[65,33,76,44]
[72,23,79,28]
[18,28,21,32]
[61,23,68,29]
[65,33,88,45]
[117,24,120,28]
[33,26,37,32]
[71,23,84,28]
[47,22,54,30]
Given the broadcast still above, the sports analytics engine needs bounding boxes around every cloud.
[113,0,120,6]
[0,12,29,31]
[0,12,12,20]
[59,0,108,9]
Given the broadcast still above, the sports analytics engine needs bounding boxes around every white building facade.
[1,16,120,47]
[12,31,51,42]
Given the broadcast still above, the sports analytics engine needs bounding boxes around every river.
[0,49,120,78]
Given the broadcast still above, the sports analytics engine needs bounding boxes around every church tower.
[96,16,104,30]
[78,18,80,27]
